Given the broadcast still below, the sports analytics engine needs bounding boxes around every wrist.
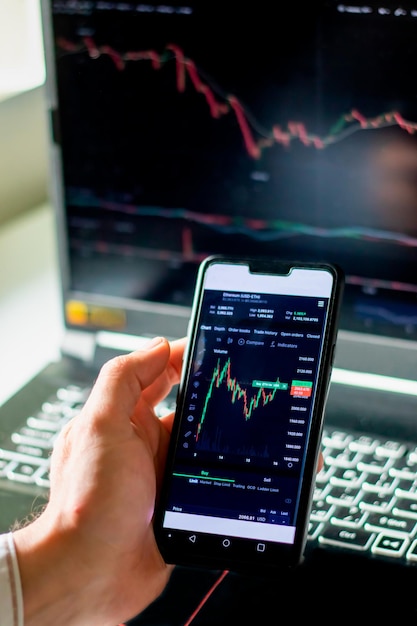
[13,515,105,626]
[12,511,171,626]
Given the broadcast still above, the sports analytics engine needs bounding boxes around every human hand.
[13,336,186,626]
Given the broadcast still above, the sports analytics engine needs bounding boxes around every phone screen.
[155,257,342,571]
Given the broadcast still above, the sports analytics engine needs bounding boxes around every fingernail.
[145,336,164,350]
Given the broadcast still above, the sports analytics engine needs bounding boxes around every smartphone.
[154,255,344,573]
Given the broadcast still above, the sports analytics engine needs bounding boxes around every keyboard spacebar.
[318,525,375,551]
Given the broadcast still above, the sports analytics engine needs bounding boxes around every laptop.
[1,0,417,621]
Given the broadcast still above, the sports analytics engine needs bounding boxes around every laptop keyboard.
[309,428,417,566]
[0,385,90,493]
[1,383,417,568]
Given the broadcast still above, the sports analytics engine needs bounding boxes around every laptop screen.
[41,1,417,370]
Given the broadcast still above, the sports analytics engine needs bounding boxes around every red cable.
[183,569,230,626]
[117,568,229,626]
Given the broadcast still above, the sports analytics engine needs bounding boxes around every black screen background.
[49,0,417,339]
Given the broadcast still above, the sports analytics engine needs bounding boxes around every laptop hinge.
[96,331,151,352]
[61,329,152,367]
[60,329,97,364]
[93,332,152,369]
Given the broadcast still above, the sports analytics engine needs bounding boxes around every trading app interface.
[162,287,330,544]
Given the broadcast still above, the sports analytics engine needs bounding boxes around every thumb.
[82,336,171,430]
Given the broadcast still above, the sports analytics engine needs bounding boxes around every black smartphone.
[154,255,344,573]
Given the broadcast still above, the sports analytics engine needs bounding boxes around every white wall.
[0,0,48,225]
[0,0,45,99]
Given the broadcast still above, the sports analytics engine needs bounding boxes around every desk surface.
[0,203,62,406]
